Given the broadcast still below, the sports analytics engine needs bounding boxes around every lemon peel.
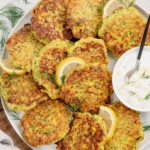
[99,105,117,142]
[0,59,26,75]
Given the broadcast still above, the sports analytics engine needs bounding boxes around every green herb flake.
[142,72,150,79]
[128,80,136,84]
[97,0,106,15]
[144,93,150,100]
[61,75,66,85]
[9,110,20,120]
[142,123,150,131]
[129,91,136,96]
[22,0,30,4]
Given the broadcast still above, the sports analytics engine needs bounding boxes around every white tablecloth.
[0,0,150,150]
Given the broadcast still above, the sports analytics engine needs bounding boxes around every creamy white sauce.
[115,47,150,109]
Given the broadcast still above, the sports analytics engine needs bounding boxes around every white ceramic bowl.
[112,46,150,112]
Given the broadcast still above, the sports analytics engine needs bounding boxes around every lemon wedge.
[0,59,26,75]
[99,105,117,142]
[103,0,136,18]
[55,57,86,86]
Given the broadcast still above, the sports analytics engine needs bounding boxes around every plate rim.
[0,3,150,150]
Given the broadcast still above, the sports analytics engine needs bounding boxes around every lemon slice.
[0,59,26,75]
[55,57,86,86]
[103,0,136,18]
[99,105,117,142]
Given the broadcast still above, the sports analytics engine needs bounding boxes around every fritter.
[0,72,48,111]
[20,99,72,146]
[60,63,113,113]
[6,24,44,72]
[31,0,72,44]
[68,37,108,64]
[66,0,109,39]
[57,112,107,150]
[32,39,73,99]
[98,7,150,57]
[105,102,144,150]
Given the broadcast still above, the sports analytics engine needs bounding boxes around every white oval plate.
[1,3,150,150]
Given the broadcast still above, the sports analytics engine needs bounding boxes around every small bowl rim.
[112,46,150,112]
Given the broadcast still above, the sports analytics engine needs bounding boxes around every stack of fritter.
[0,0,147,149]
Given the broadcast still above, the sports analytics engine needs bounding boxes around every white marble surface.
[0,0,150,150]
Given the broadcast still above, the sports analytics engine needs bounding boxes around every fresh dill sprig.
[144,93,150,100]
[117,0,136,8]
[66,102,82,114]
[66,101,84,122]
[22,0,30,4]
[9,110,20,120]
[9,72,17,80]
[0,3,24,27]
[61,75,66,85]
[142,72,150,79]
[0,20,9,53]
[129,90,136,96]
[143,123,150,131]
[4,72,17,80]
[41,72,56,83]
[97,0,107,15]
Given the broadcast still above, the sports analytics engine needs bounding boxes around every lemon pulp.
[55,57,86,86]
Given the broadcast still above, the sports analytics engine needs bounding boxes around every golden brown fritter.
[0,72,48,111]
[20,99,72,146]
[57,112,107,150]
[32,39,73,99]
[105,102,144,150]
[68,37,108,64]
[98,7,150,57]
[66,0,109,39]
[6,24,44,72]
[60,63,113,113]
[31,0,73,44]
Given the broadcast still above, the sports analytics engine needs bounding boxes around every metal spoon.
[124,14,150,84]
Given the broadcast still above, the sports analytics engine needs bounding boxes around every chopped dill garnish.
[4,72,17,80]
[142,72,150,79]
[66,101,83,113]
[9,72,17,80]
[9,110,20,120]
[128,80,136,84]
[144,93,150,100]
[66,101,84,123]
[129,90,136,96]
[97,0,107,15]
[41,72,56,83]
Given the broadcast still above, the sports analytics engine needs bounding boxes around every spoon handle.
[137,14,150,60]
